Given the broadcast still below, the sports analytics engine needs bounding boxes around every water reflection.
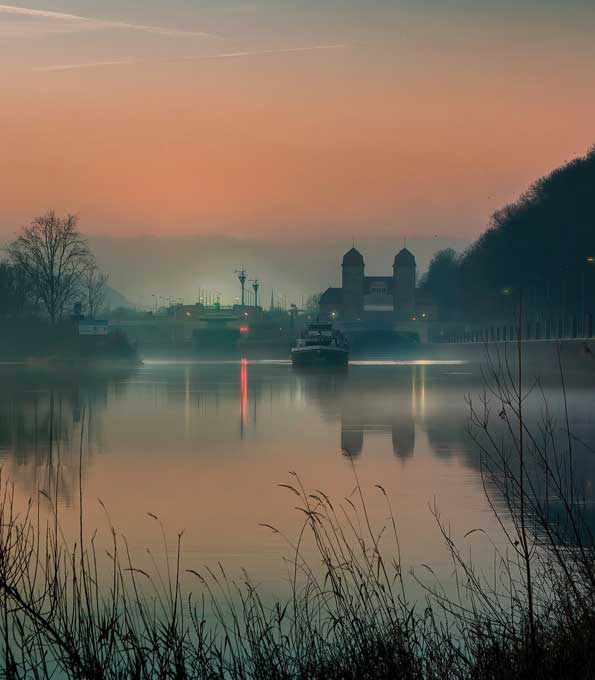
[0,367,134,506]
[0,360,594,534]
[295,365,424,458]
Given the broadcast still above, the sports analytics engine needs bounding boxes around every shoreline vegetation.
[1,344,595,678]
[0,211,142,370]
[0,319,140,369]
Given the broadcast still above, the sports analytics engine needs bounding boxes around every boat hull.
[291,346,349,367]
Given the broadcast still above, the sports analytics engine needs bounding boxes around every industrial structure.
[319,247,418,324]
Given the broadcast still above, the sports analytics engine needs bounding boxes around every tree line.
[0,211,107,324]
[419,144,595,322]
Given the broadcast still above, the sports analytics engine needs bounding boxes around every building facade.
[319,247,417,324]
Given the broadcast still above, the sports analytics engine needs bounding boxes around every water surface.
[1,358,594,593]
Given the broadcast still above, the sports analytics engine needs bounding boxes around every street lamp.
[250,280,260,308]
[582,257,595,335]
[235,268,247,306]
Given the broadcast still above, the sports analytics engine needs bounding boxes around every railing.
[432,313,595,344]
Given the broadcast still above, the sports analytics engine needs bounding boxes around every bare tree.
[7,212,94,324]
[305,293,321,314]
[83,266,108,319]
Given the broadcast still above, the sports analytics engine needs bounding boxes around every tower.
[341,247,364,319]
[393,248,416,320]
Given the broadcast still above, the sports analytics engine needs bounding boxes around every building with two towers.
[318,246,418,326]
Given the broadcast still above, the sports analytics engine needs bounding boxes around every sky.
[1,0,595,301]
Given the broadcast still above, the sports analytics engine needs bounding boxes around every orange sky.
[1,1,595,241]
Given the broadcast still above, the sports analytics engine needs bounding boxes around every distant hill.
[421,144,595,321]
[103,284,137,310]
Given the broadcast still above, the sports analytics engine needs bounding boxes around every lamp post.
[582,256,595,336]
[236,268,247,306]
[251,279,260,308]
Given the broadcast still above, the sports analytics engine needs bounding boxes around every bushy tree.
[461,145,595,319]
[418,249,461,320]
[0,262,33,318]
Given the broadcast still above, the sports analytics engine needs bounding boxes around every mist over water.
[2,356,594,594]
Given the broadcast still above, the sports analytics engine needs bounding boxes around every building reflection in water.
[343,365,424,459]
[294,363,426,459]
[4,360,595,538]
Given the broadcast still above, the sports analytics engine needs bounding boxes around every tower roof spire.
[342,247,364,266]
[394,247,416,267]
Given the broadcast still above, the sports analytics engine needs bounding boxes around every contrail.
[0,3,218,37]
[35,59,136,72]
[176,44,349,61]
[34,44,349,72]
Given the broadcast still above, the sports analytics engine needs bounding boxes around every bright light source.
[243,312,248,317]
[185,312,191,317]
[588,256,595,264]
[240,326,249,333]
[421,312,427,318]
[330,311,337,317]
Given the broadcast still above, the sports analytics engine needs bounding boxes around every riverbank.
[0,318,140,367]
[424,337,595,382]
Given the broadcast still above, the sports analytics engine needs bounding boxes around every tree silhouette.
[7,212,94,324]
[418,248,461,320]
[82,266,108,319]
[427,144,595,321]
